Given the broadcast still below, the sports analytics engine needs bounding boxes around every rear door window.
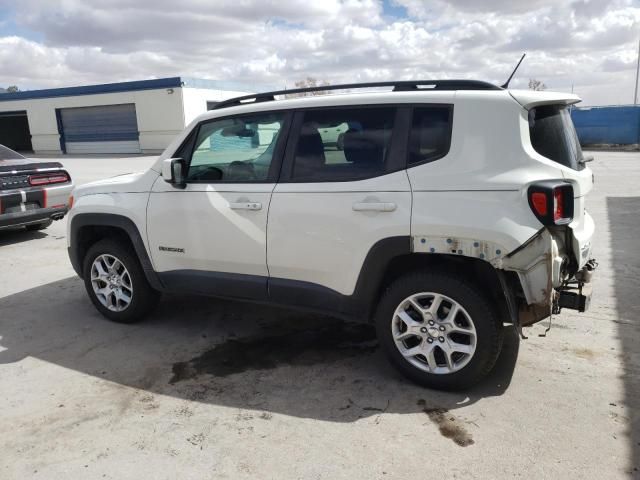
[529,105,584,170]
[289,107,396,182]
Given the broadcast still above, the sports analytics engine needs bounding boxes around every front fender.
[68,212,162,290]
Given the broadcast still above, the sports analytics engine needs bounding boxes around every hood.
[73,169,160,197]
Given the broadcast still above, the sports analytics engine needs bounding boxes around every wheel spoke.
[104,256,115,270]
[95,286,110,298]
[444,304,459,323]
[425,344,439,371]
[93,260,107,277]
[92,272,108,283]
[396,309,422,328]
[399,344,424,358]
[121,273,132,289]
[112,259,124,274]
[394,330,417,342]
[427,294,443,316]
[116,288,132,306]
[107,291,117,309]
[449,324,474,334]
[443,349,454,370]
[409,298,425,314]
[448,340,473,355]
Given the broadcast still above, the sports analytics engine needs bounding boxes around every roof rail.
[212,79,502,110]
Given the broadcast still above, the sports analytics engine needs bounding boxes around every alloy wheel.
[391,292,477,374]
[90,254,134,312]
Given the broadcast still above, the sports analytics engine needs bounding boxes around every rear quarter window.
[529,105,584,170]
[408,106,453,166]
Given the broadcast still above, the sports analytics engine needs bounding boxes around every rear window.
[529,105,584,170]
[0,144,25,160]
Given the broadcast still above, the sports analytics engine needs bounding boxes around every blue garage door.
[60,104,140,154]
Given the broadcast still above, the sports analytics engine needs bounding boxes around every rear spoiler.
[0,162,64,174]
[508,90,581,110]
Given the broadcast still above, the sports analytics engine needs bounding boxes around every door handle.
[230,202,262,211]
[352,202,397,212]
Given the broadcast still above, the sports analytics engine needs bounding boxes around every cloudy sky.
[0,0,638,105]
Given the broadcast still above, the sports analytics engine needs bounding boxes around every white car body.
[67,81,596,388]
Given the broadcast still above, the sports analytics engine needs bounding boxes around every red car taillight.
[28,172,70,186]
[530,192,548,216]
[553,188,565,223]
[527,182,574,226]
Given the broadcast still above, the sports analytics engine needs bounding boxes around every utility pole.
[635,36,640,105]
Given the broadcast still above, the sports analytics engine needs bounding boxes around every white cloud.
[0,0,638,105]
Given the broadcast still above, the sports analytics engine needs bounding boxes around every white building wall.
[0,88,185,154]
[181,87,248,126]
[0,84,250,155]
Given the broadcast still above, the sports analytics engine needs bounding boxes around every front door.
[147,110,290,299]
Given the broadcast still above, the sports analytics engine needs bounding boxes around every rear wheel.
[82,238,160,323]
[25,220,52,231]
[375,271,503,390]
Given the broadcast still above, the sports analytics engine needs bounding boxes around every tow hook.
[555,259,598,313]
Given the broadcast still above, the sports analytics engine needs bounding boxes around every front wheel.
[375,272,503,390]
[82,238,160,323]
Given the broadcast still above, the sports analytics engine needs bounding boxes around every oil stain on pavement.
[170,320,378,383]
[418,399,475,446]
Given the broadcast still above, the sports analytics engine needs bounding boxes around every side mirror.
[162,158,186,189]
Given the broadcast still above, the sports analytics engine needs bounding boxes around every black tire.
[82,238,160,323]
[25,220,52,231]
[375,271,504,391]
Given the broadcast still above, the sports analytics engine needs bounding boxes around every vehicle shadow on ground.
[0,276,518,426]
[0,229,47,246]
[607,196,640,474]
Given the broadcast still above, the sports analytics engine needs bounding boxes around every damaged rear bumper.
[497,228,596,326]
[556,258,598,313]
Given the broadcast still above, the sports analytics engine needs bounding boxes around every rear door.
[266,105,412,310]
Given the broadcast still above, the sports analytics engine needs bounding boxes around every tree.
[285,77,330,98]
[528,79,547,91]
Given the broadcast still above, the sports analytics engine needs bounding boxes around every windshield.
[529,105,584,170]
[0,144,26,160]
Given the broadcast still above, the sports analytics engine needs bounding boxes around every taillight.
[553,188,564,222]
[527,182,574,226]
[530,192,548,216]
[28,173,69,186]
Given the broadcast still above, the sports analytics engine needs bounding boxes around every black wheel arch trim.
[68,213,163,290]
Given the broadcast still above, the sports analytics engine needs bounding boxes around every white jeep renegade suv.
[67,80,596,390]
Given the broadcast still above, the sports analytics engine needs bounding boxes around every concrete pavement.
[0,152,638,479]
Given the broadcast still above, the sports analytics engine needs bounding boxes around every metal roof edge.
[0,77,184,102]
